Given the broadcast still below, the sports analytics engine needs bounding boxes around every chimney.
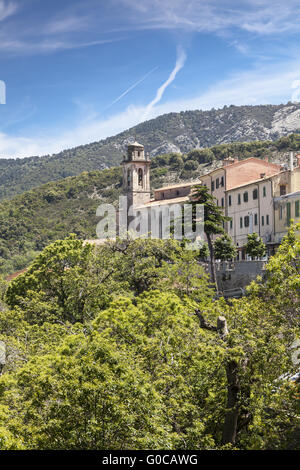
[290,151,294,172]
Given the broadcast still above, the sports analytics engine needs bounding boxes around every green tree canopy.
[245,233,266,259]
[214,234,237,261]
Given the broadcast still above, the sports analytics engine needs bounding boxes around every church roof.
[136,195,190,209]
[155,180,202,192]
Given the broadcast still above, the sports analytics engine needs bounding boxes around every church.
[121,140,201,242]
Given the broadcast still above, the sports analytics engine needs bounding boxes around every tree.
[169,154,184,170]
[5,235,94,324]
[0,331,167,449]
[198,242,209,261]
[153,249,213,303]
[189,185,231,289]
[245,233,266,259]
[184,160,198,171]
[248,222,300,328]
[194,292,297,448]
[0,231,299,450]
[187,149,214,164]
[4,237,184,324]
[214,234,237,261]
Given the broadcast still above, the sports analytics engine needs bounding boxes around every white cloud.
[45,15,92,35]
[117,0,300,35]
[0,0,17,21]
[0,37,123,54]
[1,0,300,56]
[1,57,300,159]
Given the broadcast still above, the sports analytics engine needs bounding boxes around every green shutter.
[295,200,300,218]
[286,202,291,226]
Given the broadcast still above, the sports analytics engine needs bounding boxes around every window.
[216,178,219,189]
[253,188,258,200]
[138,168,143,186]
[220,176,224,187]
[243,192,248,203]
[244,216,250,227]
[280,185,286,196]
[137,151,140,157]
[127,169,131,187]
[211,181,215,191]
[254,213,258,225]
[266,215,269,225]
[287,202,291,226]
[221,197,224,207]
[230,220,233,229]
[279,205,283,220]
[263,186,266,197]
[240,217,243,228]
[295,200,300,217]
[238,194,241,205]
[229,195,232,206]
[262,215,264,226]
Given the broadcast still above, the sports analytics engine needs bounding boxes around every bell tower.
[122,140,151,209]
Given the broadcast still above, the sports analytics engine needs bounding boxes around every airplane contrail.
[106,66,159,109]
[142,46,186,121]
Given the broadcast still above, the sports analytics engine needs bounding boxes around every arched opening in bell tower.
[127,169,131,187]
[138,168,143,186]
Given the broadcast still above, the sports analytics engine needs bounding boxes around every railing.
[215,261,235,272]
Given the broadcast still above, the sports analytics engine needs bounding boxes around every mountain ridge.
[1,102,300,201]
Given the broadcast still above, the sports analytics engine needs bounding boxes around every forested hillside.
[1,134,300,276]
[1,103,300,200]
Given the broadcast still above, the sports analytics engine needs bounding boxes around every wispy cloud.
[0,0,17,21]
[0,1,122,55]
[118,0,300,35]
[1,1,300,56]
[0,36,123,54]
[45,16,91,35]
[142,46,186,121]
[106,66,158,109]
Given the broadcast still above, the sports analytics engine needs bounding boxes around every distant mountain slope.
[1,102,300,201]
[1,133,300,276]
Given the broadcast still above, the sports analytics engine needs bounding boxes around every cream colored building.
[274,190,300,244]
[121,141,300,255]
[226,162,300,258]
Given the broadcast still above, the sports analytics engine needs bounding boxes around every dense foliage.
[214,234,238,261]
[0,230,298,450]
[245,233,267,259]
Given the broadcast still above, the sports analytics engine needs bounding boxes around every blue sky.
[1,0,300,158]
